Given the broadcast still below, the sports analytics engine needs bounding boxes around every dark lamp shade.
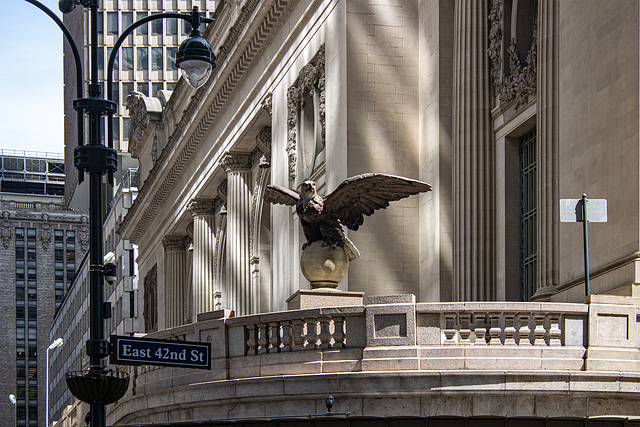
[176,35,215,89]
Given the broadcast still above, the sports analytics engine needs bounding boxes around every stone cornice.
[119,0,303,244]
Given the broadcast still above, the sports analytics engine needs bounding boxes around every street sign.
[110,335,211,370]
[560,198,607,222]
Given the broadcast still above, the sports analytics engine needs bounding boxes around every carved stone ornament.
[217,181,228,202]
[261,93,273,117]
[222,153,252,173]
[487,0,538,111]
[1,211,11,249]
[256,126,272,168]
[188,200,215,217]
[162,235,186,252]
[40,213,52,250]
[79,215,89,252]
[287,44,326,181]
[126,92,149,158]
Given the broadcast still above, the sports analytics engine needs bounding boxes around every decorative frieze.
[487,0,538,110]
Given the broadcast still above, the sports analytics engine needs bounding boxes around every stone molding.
[188,200,215,217]
[120,0,304,243]
[286,43,326,181]
[487,0,538,111]
[162,235,186,252]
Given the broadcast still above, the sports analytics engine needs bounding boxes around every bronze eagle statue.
[264,173,431,260]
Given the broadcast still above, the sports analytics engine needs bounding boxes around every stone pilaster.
[532,0,559,301]
[222,153,253,316]
[162,235,186,328]
[452,0,495,301]
[188,199,216,316]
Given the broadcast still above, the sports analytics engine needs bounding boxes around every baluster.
[318,317,332,349]
[443,313,457,345]
[517,313,532,345]
[269,321,282,353]
[504,313,517,345]
[257,322,269,354]
[548,313,562,346]
[473,313,488,345]
[292,319,305,351]
[488,312,502,345]
[532,313,546,346]
[246,324,258,355]
[333,316,346,348]
[305,317,319,350]
[459,313,472,345]
[281,320,293,351]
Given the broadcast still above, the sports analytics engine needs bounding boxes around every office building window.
[123,118,131,140]
[152,47,163,71]
[136,12,148,34]
[167,47,177,70]
[122,12,133,32]
[97,12,103,35]
[137,82,149,96]
[152,83,163,96]
[107,47,119,70]
[151,15,162,35]
[122,82,134,100]
[122,47,134,71]
[107,12,118,34]
[519,128,536,301]
[166,18,178,35]
[137,47,148,70]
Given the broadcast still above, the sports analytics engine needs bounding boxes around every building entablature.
[108,294,640,424]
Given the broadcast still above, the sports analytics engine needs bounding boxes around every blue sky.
[0,0,65,155]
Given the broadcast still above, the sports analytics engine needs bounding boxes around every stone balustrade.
[109,295,640,423]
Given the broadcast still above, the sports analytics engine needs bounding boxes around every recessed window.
[107,12,118,34]
[152,47,163,71]
[136,12,148,35]
[137,47,148,70]
[122,47,134,71]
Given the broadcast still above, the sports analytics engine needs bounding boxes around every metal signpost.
[560,194,608,296]
[110,336,211,370]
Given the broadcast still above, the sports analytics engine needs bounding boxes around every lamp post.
[8,394,16,427]
[22,1,218,426]
[46,338,63,427]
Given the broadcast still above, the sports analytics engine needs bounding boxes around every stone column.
[452,0,495,301]
[188,199,216,316]
[162,235,186,328]
[532,0,559,301]
[222,152,253,316]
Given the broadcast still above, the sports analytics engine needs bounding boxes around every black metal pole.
[582,193,590,297]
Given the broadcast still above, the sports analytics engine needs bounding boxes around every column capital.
[162,235,186,252]
[188,199,215,217]
[222,152,252,173]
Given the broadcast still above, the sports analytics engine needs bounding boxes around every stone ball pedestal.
[300,240,349,289]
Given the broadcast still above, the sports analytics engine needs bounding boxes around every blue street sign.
[110,335,211,370]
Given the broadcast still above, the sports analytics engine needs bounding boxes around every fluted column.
[532,0,559,301]
[162,235,186,328]
[222,153,253,316]
[452,0,495,301]
[188,199,216,316]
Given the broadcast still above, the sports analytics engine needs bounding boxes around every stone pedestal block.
[286,289,364,310]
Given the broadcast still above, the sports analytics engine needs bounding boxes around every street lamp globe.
[176,34,216,89]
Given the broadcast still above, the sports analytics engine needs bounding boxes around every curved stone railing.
[124,294,640,396]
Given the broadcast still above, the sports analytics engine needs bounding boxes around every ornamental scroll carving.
[488,0,538,111]
[126,92,149,158]
[287,44,326,182]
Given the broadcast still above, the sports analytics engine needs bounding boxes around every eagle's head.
[300,180,317,197]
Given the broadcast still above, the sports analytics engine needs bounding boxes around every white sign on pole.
[560,198,607,223]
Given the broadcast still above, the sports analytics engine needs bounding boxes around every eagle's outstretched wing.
[264,184,300,206]
[323,173,431,231]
